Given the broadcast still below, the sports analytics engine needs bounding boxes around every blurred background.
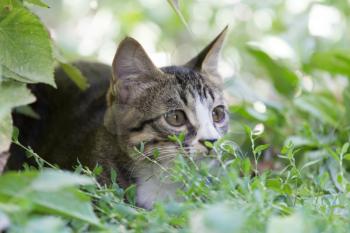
[30,0,350,164]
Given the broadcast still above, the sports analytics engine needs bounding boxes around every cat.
[8,27,229,209]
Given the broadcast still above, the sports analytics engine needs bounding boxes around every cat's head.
[105,27,229,161]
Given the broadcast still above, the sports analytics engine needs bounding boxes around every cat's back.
[8,62,111,169]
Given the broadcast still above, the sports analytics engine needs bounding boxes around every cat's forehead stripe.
[162,66,216,103]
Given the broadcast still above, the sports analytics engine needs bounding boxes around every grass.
[2,122,350,233]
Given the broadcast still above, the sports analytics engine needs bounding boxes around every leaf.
[1,65,34,83]
[294,94,341,127]
[166,0,192,34]
[19,217,70,233]
[247,45,299,97]
[267,213,310,233]
[0,113,12,173]
[242,158,251,176]
[124,184,136,206]
[59,63,89,91]
[319,171,330,188]
[301,159,323,171]
[254,144,270,154]
[326,147,340,162]
[307,51,350,77]
[0,6,55,86]
[0,113,12,153]
[266,178,283,193]
[14,105,40,119]
[32,190,100,226]
[204,141,213,149]
[0,170,101,227]
[0,80,36,119]
[285,136,317,148]
[343,153,350,160]
[341,142,349,156]
[31,169,94,191]
[25,0,49,8]
[343,84,350,126]
[190,204,246,233]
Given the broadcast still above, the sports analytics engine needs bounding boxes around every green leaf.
[204,141,213,149]
[326,147,340,162]
[343,153,350,160]
[0,111,13,173]
[125,184,136,206]
[32,190,100,227]
[166,0,192,34]
[285,136,317,148]
[0,170,101,227]
[14,105,40,119]
[1,65,34,83]
[0,6,55,86]
[267,213,310,233]
[0,113,12,154]
[247,45,299,97]
[242,158,251,176]
[301,159,323,171]
[254,144,269,154]
[25,0,49,8]
[59,63,89,91]
[294,94,342,127]
[343,85,350,126]
[31,169,94,191]
[308,51,350,77]
[266,178,283,193]
[190,204,246,233]
[19,216,70,233]
[0,80,36,119]
[341,142,349,156]
[319,171,330,188]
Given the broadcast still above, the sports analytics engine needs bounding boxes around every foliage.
[1,0,350,232]
[0,0,87,163]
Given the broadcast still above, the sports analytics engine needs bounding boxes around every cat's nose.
[199,138,217,148]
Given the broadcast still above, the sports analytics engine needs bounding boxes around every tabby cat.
[8,27,229,209]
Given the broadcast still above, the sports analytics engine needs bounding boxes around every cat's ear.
[109,37,162,104]
[184,26,228,82]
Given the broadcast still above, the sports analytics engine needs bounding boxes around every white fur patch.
[135,160,181,209]
[194,96,220,143]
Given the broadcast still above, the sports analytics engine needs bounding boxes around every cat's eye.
[164,110,187,127]
[212,105,226,123]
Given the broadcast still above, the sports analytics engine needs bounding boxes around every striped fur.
[107,27,229,208]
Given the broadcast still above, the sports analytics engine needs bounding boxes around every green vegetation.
[1,0,350,232]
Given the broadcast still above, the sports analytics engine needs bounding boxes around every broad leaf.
[0,170,101,227]
[31,169,94,191]
[308,51,350,77]
[18,216,70,233]
[267,213,310,233]
[0,113,12,173]
[247,46,299,97]
[0,80,36,119]
[294,93,342,128]
[0,5,55,86]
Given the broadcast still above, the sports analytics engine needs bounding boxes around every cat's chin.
[135,176,182,210]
